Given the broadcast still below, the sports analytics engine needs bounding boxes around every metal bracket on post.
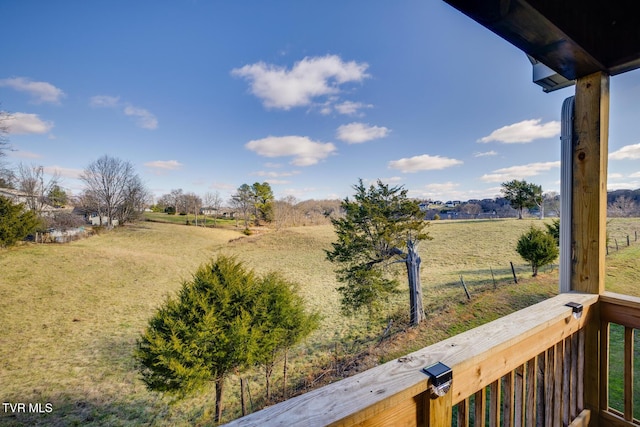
[423,362,453,398]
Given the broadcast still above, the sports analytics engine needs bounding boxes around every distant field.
[1,217,638,426]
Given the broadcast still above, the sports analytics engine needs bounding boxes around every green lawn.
[0,217,638,425]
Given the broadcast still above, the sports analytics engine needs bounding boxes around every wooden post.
[571,71,609,295]
[572,71,610,426]
[424,391,452,427]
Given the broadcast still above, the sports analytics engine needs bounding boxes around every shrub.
[516,225,559,276]
[0,196,41,247]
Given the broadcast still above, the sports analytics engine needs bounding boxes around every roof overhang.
[443,0,640,80]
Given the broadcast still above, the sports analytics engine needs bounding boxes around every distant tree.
[251,182,274,225]
[0,196,40,247]
[80,155,143,227]
[16,163,60,214]
[47,184,68,208]
[545,219,560,245]
[516,226,559,277]
[608,195,638,217]
[501,180,542,219]
[0,106,15,187]
[459,202,482,216]
[543,191,560,217]
[203,191,223,227]
[326,179,430,326]
[230,184,254,230]
[117,175,151,224]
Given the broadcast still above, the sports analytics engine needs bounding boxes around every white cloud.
[6,112,54,134]
[336,122,389,144]
[144,160,183,171]
[474,150,497,157]
[478,119,560,143]
[0,77,65,104]
[388,154,463,173]
[608,173,624,179]
[89,95,157,130]
[245,135,336,166]
[334,101,372,116]
[90,95,121,108]
[231,55,369,110]
[124,105,158,130]
[610,143,640,160]
[630,171,640,178]
[480,161,560,182]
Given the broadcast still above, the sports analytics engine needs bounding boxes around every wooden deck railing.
[223,292,602,426]
[599,292,640,426]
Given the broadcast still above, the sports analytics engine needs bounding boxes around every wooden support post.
[571,71,609,295]
[572,71,609,427]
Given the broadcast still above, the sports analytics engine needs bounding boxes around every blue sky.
[2,1,640,203]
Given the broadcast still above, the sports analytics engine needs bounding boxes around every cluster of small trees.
[230,182,275,229]
[135,255,319,423]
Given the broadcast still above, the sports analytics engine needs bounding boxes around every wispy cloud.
[474,150,497,157]
[246,135,336,166]
[89,95,120,108]
[90,94,158,130]
[43,165,83,179]
[336,122,389,144]
[609,143,640,160]
[9,150,42,159]
[124,106,158,130]
[0,77,65,104]
[480,161,560,182]
[388,154,463,173]
[6,112,54,134]
[478,119,560,143]
[334,100,372,116]
[144,160,183,171]
[252,170,300,178]
[232,55,370,110]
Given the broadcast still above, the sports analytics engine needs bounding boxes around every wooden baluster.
[489,380,500,427]
[526,357,536,427]
[624,327,634,421]
[474,388,487,427]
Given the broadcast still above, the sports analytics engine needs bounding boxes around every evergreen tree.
[0,196,40,247]
[253,272,320,401]
[501,180,542,219]
[326,179,430,325]
[135,256,259,423]
[135,255,319,423]
[516,226,559,276]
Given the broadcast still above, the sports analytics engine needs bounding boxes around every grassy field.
[1,217,638,426]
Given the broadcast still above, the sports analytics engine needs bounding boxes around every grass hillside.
[1,218,638,426]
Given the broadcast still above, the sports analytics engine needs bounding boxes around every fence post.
[490,266,497,289]
[510,262,518,284]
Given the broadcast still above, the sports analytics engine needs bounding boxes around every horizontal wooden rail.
[223,293,598,427]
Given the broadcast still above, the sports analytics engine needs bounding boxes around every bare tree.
[0,107,15,187]
[117,175,151,224]
[16,163,60,215]
[203,191,223,227]
[80,155,141,228]
[608,196,638,217]
[230,184,254,229]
